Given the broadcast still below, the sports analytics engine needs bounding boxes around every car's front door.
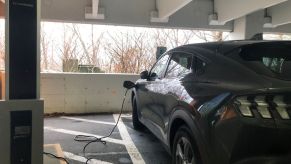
[149,51,195,142]
[137,54,170,140]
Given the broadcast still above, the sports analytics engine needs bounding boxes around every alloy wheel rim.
[175,137,195,164]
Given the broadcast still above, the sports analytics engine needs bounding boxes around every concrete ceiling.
[41,0,233,31]
[40,0,291,33]
[1,0,291,33]
[213,0,287,25]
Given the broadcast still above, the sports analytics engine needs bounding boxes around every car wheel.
[132,97,144,130]
[172,126,198,164]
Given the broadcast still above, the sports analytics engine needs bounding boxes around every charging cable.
[44,89,129,164]
[74,89,129,164]
[43,152,70,164]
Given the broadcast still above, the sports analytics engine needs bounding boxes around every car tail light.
[254,96,272,119]
[236,97,253,117]
[234,94,291,120]
[274,96,290,119]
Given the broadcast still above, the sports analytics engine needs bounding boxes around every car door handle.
[195,81,217,84]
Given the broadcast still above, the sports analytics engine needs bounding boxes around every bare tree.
[39,22,231,74]
[59,24,79,72]
[71,25,90,65]
[70,24,104,72]
[72,25,103,65]
[104,30,156,73]
[105,31,133,73]
[131,30,156,72]
[264,33,291,40]
[153,29,196,49]
[192,31,228,42]
[90,25,103,67]
[40,22,49,71]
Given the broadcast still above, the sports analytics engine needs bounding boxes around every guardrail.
[41,73,139,114]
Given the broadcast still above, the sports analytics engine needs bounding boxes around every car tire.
[132,97,144,130]
[172,125,199,164]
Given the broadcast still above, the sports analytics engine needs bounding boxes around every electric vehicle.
[126,40,291,164]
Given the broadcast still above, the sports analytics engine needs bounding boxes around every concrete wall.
[41,73,139,114]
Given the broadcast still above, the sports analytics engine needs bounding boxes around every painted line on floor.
[61,116,116,126]
[113,114,145,164]
[64,151,112,164]
[44,126,124,145]
[85,151,129,156]
[121,114,132,118]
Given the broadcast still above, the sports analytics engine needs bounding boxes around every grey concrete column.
[230,10,264,40]
[3,1,43,162]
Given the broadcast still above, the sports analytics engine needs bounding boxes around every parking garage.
[0,0,291,164]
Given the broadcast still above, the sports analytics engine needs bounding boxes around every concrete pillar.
[230,10,264,40]
[0,1,43,164]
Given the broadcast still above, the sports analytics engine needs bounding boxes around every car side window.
[150,54,170,79]
[165,52,193,78]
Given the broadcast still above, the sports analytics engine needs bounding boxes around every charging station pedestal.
[0,100,43,164]
[0,0,43,163]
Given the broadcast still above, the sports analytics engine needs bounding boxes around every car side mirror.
[123,81,136,89]
[150,72,157,78]
[140,70,149,79]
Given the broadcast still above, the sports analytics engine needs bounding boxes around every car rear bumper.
[213,118,291,164]
[234,155,291,164]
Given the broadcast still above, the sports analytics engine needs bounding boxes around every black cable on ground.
[43,89,129,164]
[43,152,70,164]
[74,89,129,164]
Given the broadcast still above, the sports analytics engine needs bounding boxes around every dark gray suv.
[128,41,291,164]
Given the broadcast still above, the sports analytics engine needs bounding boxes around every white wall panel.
[43,94,65,113]
[41,73,139,114]
[41,77,65,95]
[65,94,86,113]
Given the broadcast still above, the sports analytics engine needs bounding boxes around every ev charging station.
[0,0,43,163]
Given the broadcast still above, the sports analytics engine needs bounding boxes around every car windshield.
[227,42,291,81]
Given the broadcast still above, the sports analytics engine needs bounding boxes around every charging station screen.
[9,0,37,99]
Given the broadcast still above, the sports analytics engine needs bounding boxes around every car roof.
[172,40,291,55]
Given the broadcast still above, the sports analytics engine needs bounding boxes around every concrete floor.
[44,114,171,164]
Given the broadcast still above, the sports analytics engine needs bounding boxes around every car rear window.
[229,42,291,81]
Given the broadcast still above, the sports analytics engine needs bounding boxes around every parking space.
[44,114,171,164]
